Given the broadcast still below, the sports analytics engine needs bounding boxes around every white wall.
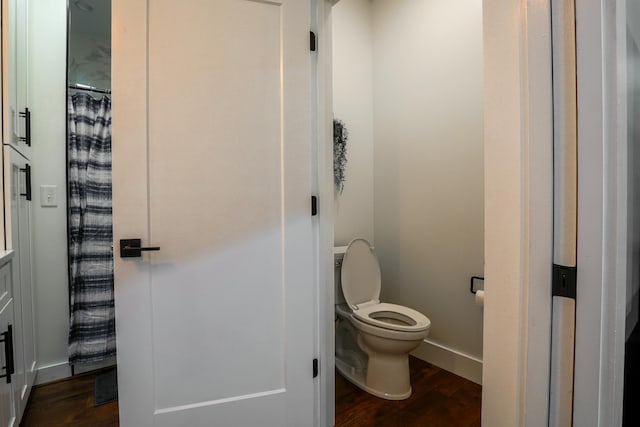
[332,0,484,382]
[28,1,116,383]
[371,0,484,363]
[332,0,374,245]
[28,0,70,380]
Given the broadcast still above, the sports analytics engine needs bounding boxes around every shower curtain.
[67,92,115,364]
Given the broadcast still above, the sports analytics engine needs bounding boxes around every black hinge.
[313,358,319,378]
[311,196,318,216]
[310,31,317,52]
[552,264,577,299]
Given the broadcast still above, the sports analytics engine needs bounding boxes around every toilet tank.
[334,246,348,305]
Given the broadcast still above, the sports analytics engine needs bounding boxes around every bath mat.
[94,367,118,406]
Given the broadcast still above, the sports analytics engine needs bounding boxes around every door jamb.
[314,1,336,426]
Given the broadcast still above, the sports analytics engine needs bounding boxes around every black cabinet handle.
[0,325,15,384]
[20,163,32,201]
[120,239,161,258]
[18,108,31,147]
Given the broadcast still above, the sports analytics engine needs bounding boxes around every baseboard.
[411,338,483,385]
[73,357,117,375]
[35,356,117,385]
[35,361,72,385]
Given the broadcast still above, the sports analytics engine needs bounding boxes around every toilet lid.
[341,238,381,308]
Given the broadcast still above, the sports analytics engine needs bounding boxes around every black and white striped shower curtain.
[68,92,115,364]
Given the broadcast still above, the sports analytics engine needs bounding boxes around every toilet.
[334,238,431,400]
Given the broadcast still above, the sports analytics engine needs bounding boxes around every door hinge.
[552,264,577,299]
[310,31,317,52]
[313,358,319,378]
[311,195,318,216]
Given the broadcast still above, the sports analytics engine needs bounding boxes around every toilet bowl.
[334,238,431,400]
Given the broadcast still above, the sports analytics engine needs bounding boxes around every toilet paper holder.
[470,276,484,294]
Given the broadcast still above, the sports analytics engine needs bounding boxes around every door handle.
[20,163,32,201]
[0,325,15,384]
[120,238,161,258]
[18,108,31,147]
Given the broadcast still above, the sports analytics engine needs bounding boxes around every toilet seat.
[353,302,430,332]
[341,238,430,333]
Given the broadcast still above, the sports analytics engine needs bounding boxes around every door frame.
[481,1,554,425]
[317,1,630,426]
[317,0,555,425]
[573,0,628,425]
[313,2,335,427]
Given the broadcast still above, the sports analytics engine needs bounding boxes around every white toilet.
[334,238,431,400]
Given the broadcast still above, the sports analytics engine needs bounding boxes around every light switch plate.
[40,185,58,207]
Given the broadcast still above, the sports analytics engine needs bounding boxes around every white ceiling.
[69,0,110,39]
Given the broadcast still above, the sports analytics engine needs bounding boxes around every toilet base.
[335,356,412,400]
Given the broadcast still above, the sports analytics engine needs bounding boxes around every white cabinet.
[3,147,34,422]
[3,0,31,158]
[2,0,37,422]
[0,252,17,427]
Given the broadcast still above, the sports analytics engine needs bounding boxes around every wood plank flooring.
[336,356,481,427]
[20,357,481,426]
[20,370,119,427]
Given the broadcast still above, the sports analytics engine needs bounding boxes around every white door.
[112,1,316,426]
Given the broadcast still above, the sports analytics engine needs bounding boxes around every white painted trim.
[34,361,70,385]
[34,357,117,386]
[573,1,627,426]
[411,339,482,385]
[483,1,554,426]
[73,357,117,375]
[314,2,335,427]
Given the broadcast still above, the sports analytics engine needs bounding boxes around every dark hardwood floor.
[20,369,119,427]
[336,356,481,427]
[21,357,481,426]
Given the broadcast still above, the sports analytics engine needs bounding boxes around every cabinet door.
[16,154,35,403]
[3,147,25,419]
[0,290,16,427]
[2,147,34,421]
[3,0,31,158]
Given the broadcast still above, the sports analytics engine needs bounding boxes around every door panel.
[113,0,315,425]
[0,297,16,427]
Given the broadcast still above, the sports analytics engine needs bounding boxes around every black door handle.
[0,325,14,384]
[20,163,32,201]
[18,108,31,147]
[120,238,161,258]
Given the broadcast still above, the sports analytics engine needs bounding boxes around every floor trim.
[411,338,483,385]
[35,361,71,385]
[35,357,117,385]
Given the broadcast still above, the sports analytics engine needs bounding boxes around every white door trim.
[313,1,335,427]
[573,0,628,425]
[483,1,554,426]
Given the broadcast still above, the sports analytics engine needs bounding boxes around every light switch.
[40,185,58,207]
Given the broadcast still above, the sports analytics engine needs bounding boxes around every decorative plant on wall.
[333,119,349,193]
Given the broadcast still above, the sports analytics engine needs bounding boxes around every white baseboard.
[73,357,117,375]
[35,357,117,385]
[35,361,71,385]
[411,338,483,385]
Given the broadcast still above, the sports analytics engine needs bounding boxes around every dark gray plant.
[333,119,348,193]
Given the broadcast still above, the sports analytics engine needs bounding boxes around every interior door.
[112,1,315,426]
